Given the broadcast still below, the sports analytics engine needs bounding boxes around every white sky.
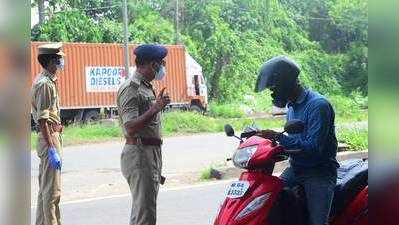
[31,6,39,28]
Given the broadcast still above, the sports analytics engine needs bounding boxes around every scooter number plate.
[226,181,250,199]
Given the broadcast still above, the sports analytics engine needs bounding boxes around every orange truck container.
[30,42,208,124]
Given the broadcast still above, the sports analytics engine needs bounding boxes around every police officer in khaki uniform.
[31,43,65,225]
[117,44,170,225]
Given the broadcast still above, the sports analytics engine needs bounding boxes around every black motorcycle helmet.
[255,56,300,108]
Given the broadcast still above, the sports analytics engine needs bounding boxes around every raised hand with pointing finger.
[153,87,171,112]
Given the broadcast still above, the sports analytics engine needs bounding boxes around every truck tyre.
[190,105,203,114]
[83,110,100,124]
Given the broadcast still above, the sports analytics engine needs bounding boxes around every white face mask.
[56,58,65,70]
[155,65,166,80]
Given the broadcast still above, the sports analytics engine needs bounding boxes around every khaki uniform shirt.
[31,70,61,125]
[117,71,161,139]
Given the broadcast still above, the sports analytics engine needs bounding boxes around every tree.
[339,44,368,95]
[31,11,103,42]
[30,0,368,100]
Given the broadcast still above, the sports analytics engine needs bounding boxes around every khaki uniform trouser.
[35,132,62,225]
[121,144,162,225]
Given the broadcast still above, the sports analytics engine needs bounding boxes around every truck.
[30,42,208,124]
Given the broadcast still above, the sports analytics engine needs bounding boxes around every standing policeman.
[31,43,65,225]
[117,44,170,225]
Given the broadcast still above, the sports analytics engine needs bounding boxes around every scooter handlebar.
[240,131,257,139]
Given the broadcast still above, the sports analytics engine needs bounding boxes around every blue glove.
[48,146,62,170]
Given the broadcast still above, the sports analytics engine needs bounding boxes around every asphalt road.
[31,133,238,204]
[30,146,368,225]
[31,133,237,176]
[31,180,230,225]
[30,121,368,223]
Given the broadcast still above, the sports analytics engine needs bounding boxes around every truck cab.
[186,53,208,112]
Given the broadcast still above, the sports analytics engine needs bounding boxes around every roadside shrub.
[200,166,214,181]
[162,111,219,134]
[328,95,365,121]
[207,102,245,118]
[252,92,274,113]
[337,128,368,151]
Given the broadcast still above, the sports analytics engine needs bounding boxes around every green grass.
[199,166,214,181]
[206,94,273,118]
[30,112,284,150]
[337,128,368,151]
[162,111,284,136]
[207,102,245,118]
[31,123,122,150]
[205,93,368,122]
[30,109,367,150]
[329,94,368,123]
[251,91,274,112]
[63,123,121,142]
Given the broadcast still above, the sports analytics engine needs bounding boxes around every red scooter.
[213,121,368,225]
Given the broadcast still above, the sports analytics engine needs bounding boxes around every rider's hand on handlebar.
[255,129,280,140]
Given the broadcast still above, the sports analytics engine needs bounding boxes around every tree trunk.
[174,0,180,44]
[209,53,230,100]
[38,0,45,24]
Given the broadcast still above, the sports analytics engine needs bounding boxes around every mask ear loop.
[53,57,63,66]
[50,58,57,66]
[152,61,161,74]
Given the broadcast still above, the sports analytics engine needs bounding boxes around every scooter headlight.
[233,145,258,168]
[235,192,272,220]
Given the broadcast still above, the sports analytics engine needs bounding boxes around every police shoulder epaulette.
[130,75,141,88]
[36,75,51,86]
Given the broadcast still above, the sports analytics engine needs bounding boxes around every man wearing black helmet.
[255,56,339,225]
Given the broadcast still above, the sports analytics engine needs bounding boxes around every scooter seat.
[330,159,368,216]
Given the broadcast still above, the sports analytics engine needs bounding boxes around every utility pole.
[122,0,130,77]
[38,0,45,24]
[174,0,180,44]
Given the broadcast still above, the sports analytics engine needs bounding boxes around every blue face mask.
[56,58,64,70]
[155,65,166,80]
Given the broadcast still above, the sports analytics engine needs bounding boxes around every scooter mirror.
[224,124,235,137]
[284,119,305,134]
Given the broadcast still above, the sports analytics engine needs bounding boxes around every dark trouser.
[121,144,162,225]
[280,166,337,225]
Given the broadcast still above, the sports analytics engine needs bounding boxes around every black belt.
[36,123,63,134]
[125,137,163,146]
